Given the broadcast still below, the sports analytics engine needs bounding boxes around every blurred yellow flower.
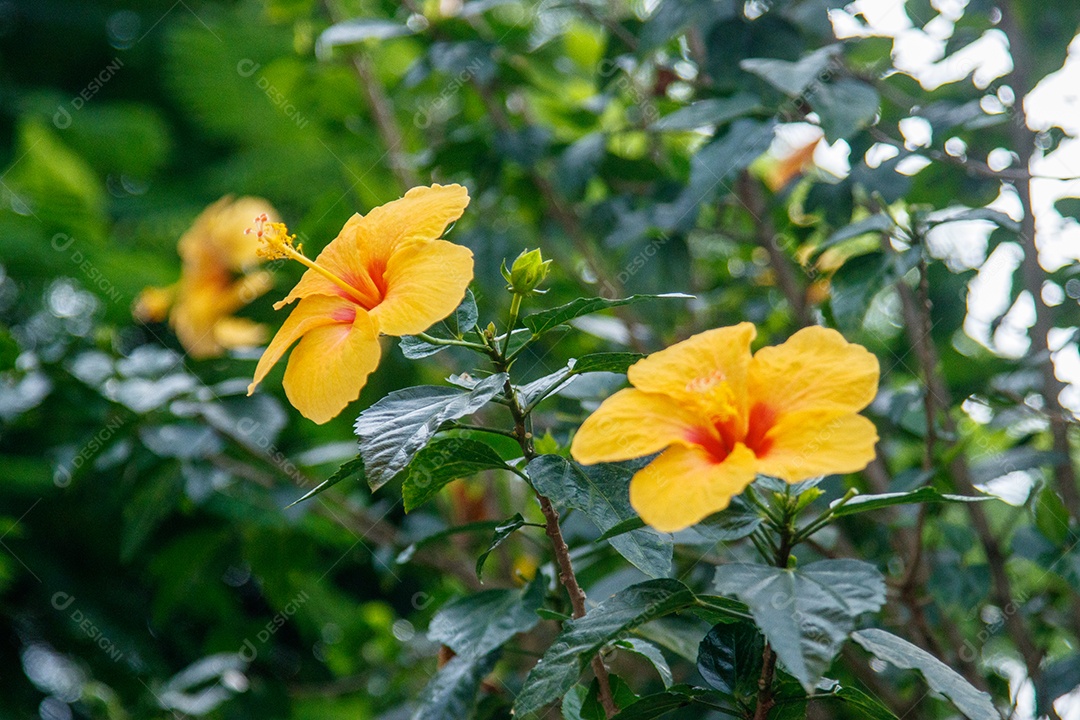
[247,184,473,424]
[571,323,880,532]
[134,196,277,359]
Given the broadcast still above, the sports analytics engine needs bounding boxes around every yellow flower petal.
[629,444,758,533]
[248,295,357,394]
[748,326,879,415]
[274,184,469,310]
[363,183,471,247]
[370,239,474,337]
[753,410,879,483]
[570,388,707,464]
[213,317,267,350]
[282,311,382,424]
[627,323,756,420]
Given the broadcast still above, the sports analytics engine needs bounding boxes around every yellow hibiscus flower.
[571,323,880,532]
[247,184,473,424]
[134,196,277,359]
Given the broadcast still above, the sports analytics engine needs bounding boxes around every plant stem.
[502,293,522,358]
[753,501,796,720]
[792,488,858,544]
[414,332,490,352]
[500,372,618,717]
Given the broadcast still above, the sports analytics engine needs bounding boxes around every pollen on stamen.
[249,213,299,261]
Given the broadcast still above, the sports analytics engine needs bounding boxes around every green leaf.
[513,579,697,716]
[596,517,646,541]
[285,457,364,508]
[814,214,894,257]
[399,290,479,358]
[396,519,503,565]
[521,353,644,408]
[402,438,510,513]
[354,373,507,492]
[428,577,544,659]
[828,682,899,719]
[927,207,1020,232]
[476,513,527,580]
[582,675,639,720]
[809,79,881,142]
[696,621,763,700]
[606,685,734,719]
[829,487,993,518]
[740,45,840,96]
[714,559,886,691]
[522,294,691,336]
[615,638,673,688]
[527,455,672,578]
[1054,196,1080,222]
[412,651,499,720]
[851,628,997,720]
[691,596,753,626]
[829,250,918,333]
[651,93,761,131]
[684,499,763,544]
[573,353,644,374]
[316,19,415,59]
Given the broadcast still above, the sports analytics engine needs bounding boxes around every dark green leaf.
[596,516,646,541]
[1054,197,1080,222]
[927,207,1020,232]
[521,353,644,408]
[851,628,997,719]
[522,294,690,336]
[608,685,735,720]
[573,353,644,375]
[557,133,606,200]
[396,519,503,565]
[829,252,890,332]
[696,621,763,699]
[691,595,753,626]
[828,682,899,719]
[651,94,761,131]
[714,560,886,691]
[830,487,993,518]
[429,577,544,659]
[809,79,880,142]
[401,438,510,512]
[285,456,365,509]
[354,373,507,492]
[814,214,893,257]
[1037,653,1080,717]
[615,638,673,688]
[413,651,499,720]
[582,675,639,720]
[527,455,672,578]
[740,45,840,96]
[513,579,696,715]
[476,513,527,580]
[684,498,763,543]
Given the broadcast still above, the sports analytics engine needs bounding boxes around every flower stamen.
[248,214,372,306]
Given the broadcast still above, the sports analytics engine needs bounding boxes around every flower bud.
[502,248,551,295]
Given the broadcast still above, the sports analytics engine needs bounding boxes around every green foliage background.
[1,0,1079,718]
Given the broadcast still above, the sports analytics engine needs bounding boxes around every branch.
[889,241,1046,688]
[999,3,1080,522]
[501,375,618,717]
[735,172,813,327]
[320,0,418,191]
